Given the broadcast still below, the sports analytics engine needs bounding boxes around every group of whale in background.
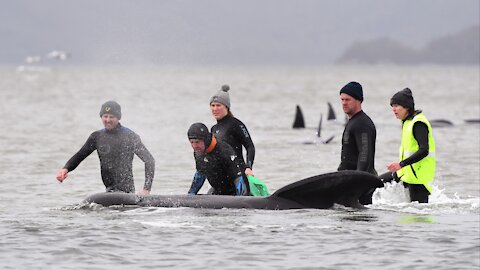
[292,102,338,144]
[292,102,480,133]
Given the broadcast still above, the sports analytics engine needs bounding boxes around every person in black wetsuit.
[56,101,155,195]
[338,82,377,205]
[187,122,249,196]
[382,88,436,203]
[209,85,255,176]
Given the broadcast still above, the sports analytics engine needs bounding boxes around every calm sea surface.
[0,65,479,269]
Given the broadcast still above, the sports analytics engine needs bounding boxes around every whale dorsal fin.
[271,170,383,208]
[293,105,305,128]
[327,102,336,120]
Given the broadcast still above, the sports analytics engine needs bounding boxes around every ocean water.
[0,65,479,270]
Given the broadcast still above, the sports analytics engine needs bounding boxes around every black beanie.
[187,122,212,147]
[390,88,415,111]
[99,100,122,119]
[340,82,363,102]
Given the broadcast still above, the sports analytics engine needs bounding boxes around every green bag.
[247,175,270,196]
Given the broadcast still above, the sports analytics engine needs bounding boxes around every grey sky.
[1,0,479,66]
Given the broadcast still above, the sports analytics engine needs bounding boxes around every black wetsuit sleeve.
[64,133,97,172]
[353,126,375,172]
[399,122,429,167]
[133,135,155,191]
[233,121,255,168]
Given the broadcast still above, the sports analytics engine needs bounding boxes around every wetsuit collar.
[404,110,422,122]
[105,123,122,133]
[349,110,363,120]
[206,135,217,153]
[217,114,232,123]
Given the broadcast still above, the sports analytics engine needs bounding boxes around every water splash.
[372,181,480,214]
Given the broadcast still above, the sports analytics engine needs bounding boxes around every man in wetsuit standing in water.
[56,101,155,195]
[187,122,249,196]
[338,82,377,205]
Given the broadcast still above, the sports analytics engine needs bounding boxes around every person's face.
[340,93,361,117]
[190,139,206,154]
[210,102,228,120]
[101,114,120,130]
[391,104,409,120]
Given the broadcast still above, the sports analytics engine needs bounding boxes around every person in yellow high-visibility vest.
[384,88,436,203]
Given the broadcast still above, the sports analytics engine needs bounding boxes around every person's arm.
[133,135,155,195]
[387,122,429,172]
[353,127,375,172]
[222,148,249,195]
[57,133,97,182]
[188,171,206,195]
[233,120,255,174]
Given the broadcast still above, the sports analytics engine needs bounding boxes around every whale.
[430,119,454,127]
[83,170,384,210]
[465,119,480,124]
[292,104,305,128]
[327,102,336,120]
[292,104,335,144]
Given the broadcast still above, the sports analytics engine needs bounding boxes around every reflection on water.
[338,212,379,222]
[400,215,434,224]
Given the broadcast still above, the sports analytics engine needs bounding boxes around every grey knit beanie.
[210,85,231,108]
[99,100,122,119]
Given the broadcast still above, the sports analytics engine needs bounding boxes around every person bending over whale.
[209,85,256,177]
[337,82,377,205]
[187,122,249,196]
[56,101,155,195]
[383,88,436,203]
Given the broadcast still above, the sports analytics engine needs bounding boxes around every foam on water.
[372,181,480,214]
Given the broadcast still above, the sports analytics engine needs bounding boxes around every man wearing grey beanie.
[338,82,378,205]
[56,100,155,195]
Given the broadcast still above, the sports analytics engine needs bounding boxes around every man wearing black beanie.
[383,88,436,203]
[338,82,377,205]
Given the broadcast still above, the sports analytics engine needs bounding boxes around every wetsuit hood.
[188,122,213,147]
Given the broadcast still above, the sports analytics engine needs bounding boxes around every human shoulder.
[118,125,135,133]
[89,129,104,139]
[349,111,375,131]
[118,125,142,139]
[357,111,375,124]
[216,139,236,157]
[228,116,249,128]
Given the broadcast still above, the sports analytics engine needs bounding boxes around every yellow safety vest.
[397,113,436,193]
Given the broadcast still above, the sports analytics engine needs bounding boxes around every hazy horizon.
[2,0,479,66]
